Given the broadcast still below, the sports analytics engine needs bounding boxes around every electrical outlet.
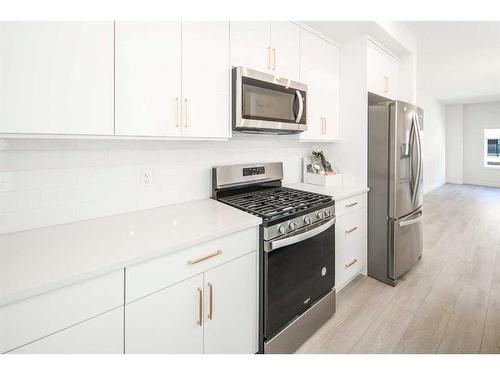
[142,168,153,186]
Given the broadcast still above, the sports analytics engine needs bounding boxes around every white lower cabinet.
[125,274,204,354]
[335,193,367,290]
[125,252,257,354]
[10,308,124,354]
[203,252,257,354]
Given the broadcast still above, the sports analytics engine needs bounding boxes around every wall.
[0,137,332,234]
[445,104,464,184]
[462,101,500,187]
[417,91,447,194]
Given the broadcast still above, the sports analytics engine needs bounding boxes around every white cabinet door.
[299,29,339,141]
[203,252,257,354]
[299,28,323,140]
[367,41,399,100]
[115,22,182,137]
[230,21,271,72]
[125,274,204,354]
[270,22,300,81]
[10,308,124,354]
[321,41,340,141]
[0,22,114,135]
[181,22,230,139]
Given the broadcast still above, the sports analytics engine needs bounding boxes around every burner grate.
[218,187,332,220]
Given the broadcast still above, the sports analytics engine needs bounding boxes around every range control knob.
[303,216,311,225]
[288,221,297,231]
[278,224,287,235]
[324,209,332,217]
[316,211,324,220]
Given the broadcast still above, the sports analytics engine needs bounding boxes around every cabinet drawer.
[126,227,258,303]
[9,307,124,354]
[336,244,365,290]
[0,269,124,353]
[335,208,367,254]
[335,193,367,217]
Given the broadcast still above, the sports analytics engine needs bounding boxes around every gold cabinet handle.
[188,250,222,265]
[183,98,188,128]
[345,259,358,268]
[272,48,276,70]
[345,202,358,208]
[197,287,203,326]
[383,76,389,93]
[345,226,358,234]
[207,282,213,320]
[267,46,272,69]
[175,97,180,127]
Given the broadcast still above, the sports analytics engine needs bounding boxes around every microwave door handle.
[267,217,335,252]
[295,90,304,123]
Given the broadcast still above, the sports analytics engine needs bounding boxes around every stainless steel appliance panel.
[264,217,335,339]
[388,209,423,279]
[264,289,336,354]
[389,101,424,219]
[367,93,424,286]
[367,98,393,285]
[232,67,307,134]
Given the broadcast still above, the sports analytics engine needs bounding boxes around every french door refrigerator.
[368,93,424,286]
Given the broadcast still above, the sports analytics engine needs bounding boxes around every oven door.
[263,217,335,339]
[233,67,307,133]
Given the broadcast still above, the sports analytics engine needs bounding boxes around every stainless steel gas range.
[212,162,336,354]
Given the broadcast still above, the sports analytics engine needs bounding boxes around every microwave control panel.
[243,166,265,176]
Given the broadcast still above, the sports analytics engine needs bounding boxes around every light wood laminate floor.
[296,184,500,354]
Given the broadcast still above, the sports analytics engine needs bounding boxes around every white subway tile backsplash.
[0,150,40,171]
[0,138,330,234]
[0,189,40,213]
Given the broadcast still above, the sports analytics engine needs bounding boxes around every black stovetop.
[217,186,332,222]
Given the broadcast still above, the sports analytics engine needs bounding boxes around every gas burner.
[217,187,332,221]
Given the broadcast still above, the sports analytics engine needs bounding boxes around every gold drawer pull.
[345,202,358,208]
[188,250,222,265]
[345,226,358,234]
[345,259,358,268]
[208,282,213,320]
[197,288,203,326]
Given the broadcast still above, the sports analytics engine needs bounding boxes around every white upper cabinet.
[115,22,182,137]
[269,22,300,80]
[299,29,340,142]
[230,21,300,81]
[367,40,399,100]
[0,22,114,135]
[181,22,230,139]
[115,21,229,139]
[229,22,271,72]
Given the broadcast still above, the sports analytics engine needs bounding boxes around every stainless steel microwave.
[232,67,307,134]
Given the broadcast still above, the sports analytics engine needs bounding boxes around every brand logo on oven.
[303,297,311,305]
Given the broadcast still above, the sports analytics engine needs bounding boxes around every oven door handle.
[267,217,336,252]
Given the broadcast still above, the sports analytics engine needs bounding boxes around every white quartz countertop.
[287,183,369,201]
[0,199,261,307]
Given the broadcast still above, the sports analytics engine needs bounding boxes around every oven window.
[264,224,335,338]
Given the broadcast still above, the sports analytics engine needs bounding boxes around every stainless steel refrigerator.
[368,93,424,286]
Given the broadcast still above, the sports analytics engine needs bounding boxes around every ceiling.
[404,21,500,104]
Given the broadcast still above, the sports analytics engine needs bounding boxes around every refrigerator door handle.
[399,211,423,227]
[412,113,423,206]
